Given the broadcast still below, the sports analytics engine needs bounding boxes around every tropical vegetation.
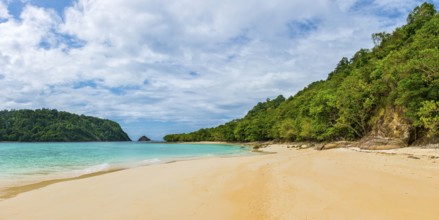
[0,109,131,142]
[164,3,438,143]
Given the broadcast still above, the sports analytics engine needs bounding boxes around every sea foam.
[73,163,111,176]
[139,158,162,165]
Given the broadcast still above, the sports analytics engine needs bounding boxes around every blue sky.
[0,0,437,140]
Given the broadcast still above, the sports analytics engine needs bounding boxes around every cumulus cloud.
[0,0,437,139]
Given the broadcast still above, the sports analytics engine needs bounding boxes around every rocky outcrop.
[356,136,405,150]
[318,141,355,150]
[359,106,412,149]
[411,136,439,147]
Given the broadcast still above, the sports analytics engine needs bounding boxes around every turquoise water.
[0,142,251,187]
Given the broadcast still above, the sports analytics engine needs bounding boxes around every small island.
[138,135,151,142]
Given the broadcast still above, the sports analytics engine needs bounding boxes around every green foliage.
[335,73,374,138]
[372,32,391,47]
[407,3,436,25]
[0,109,131,142]
[164,3,439,143]
[417,101,439,137]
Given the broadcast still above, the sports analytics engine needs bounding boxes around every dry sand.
[0,145,438,220]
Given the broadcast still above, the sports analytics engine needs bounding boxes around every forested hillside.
[0,109,131,142]
[164,3,439,146]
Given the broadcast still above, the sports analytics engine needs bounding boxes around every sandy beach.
[1,145,438,220]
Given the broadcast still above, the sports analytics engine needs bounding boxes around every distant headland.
[0,109,131,142]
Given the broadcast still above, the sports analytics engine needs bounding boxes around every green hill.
[164,3,439,146]
[0,109,131,142]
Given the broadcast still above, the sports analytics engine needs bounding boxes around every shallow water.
[0,142,251,187]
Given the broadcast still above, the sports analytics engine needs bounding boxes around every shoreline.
[2,142,437,200]
[1,144,438,219]
[0,144,257,200]
[176,140,439,149]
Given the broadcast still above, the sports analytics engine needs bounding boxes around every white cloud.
[0,0,435,139]
[0,2,9,19]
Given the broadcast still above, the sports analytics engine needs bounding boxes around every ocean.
[0,142,252,189]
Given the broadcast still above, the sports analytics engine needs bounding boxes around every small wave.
[139,158,161,166]
[73,163,111,175]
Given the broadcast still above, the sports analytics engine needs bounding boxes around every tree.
[335,74,374,138]
[417,101,439,137]
[407,2,436,24]
[372,32,391,47]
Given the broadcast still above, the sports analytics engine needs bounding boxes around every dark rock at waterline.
[138,136,151,142]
